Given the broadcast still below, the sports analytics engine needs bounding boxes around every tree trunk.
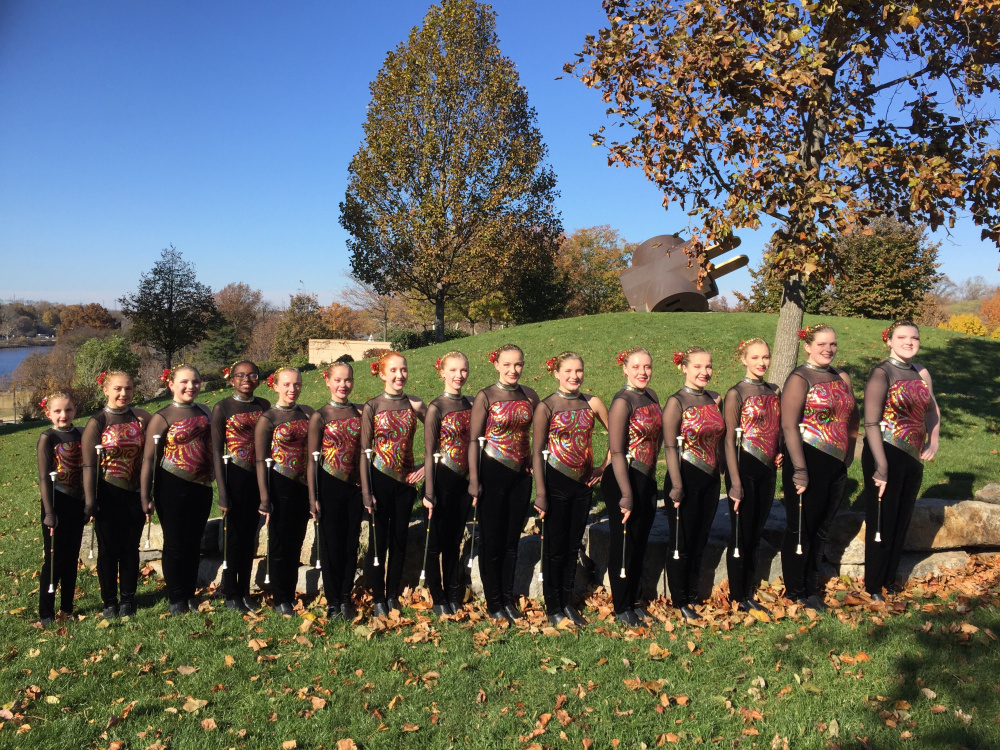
[771,275,806,385]
[165,351,173,370]
[434,288,446,344]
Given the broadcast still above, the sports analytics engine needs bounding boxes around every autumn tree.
[321,302,363,339]
[119,245,217,369]
[570,0,1000,381]
[214,282,268,346]
[273,293,333,360]
[979,290,1000,329]
[339,274,410,341]
[556,225,634,317]
[341,0,562,343]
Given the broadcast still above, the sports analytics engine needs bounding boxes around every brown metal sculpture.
[620,234,749,312]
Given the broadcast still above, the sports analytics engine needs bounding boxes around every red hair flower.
[96,371,108,387]
[487,349,500,364]
[615,350,628,367]
[370,361,380,376]
[797,329,809,340]
[222,366,231,379]
[38,397,48,411]
[266,373,276,389]
[159,368,171,384]
[545,356,558,373]
[672,350,684,367]
[881,328,890,344]
[434,357,442,371]
[321,369,328,379]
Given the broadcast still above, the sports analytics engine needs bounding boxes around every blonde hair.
[545,351,582,374]
[798,324,835,345]
[736,338,769,359]
[673,346,709,369]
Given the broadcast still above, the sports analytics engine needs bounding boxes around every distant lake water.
[0,347,37,378]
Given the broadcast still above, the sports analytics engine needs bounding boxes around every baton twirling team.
[33,321,940,627]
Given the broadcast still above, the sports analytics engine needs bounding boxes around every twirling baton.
[420,453,440,585]
[90,445,103,559]
[364,448,379,567]
[673,436,683,561]
[264,457,273,584]
[620,452,632,579]
[468,436,485,569]
[733,427,743,559]
[875,421,887,543]
[221,454,231,569]
[311,451,322,570]
[147,433,162,549]
[47,471,57,594]
[539,449,549,582]
[796,423,806,555]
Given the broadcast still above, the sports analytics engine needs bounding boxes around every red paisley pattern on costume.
[740,393,781,466]
[484,399,533,471]
[272,419,309,482]
[100,420,144,490]
[53,440,83,497]
[322,417,361,482]
[680,403,725,475]
[372,409,416,482]
[629,403,662,475]
[226,410,260,472]
[802,379,855,461]
[162,415,213,484]
[882,379,931,459]
[438,410,471,476]
[547,408,595,481]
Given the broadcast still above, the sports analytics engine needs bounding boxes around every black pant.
[425,465,473,606]
[95,480,145,608]
[221,464,261,599]
[665,463,720,607]
[780,444,847,599]
[267,472,310,606]
[155,470,212,606]
[862,441,923,594]
[602,465,657,614]
[476,455,532,612]
[39,491,86,619]
[317,472,364,608]
[724,451,776,601]
[364,468,415,606]
[541,469,592,615]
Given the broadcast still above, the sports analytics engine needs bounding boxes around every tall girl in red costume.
[663,347,726,622]
[212,360,270,612]
[255,366,315,615]
[532,352,609,626]
[36,392,85,626]
[360,352,426,618]
[307,362,363,620]
[723,339,782,613]
[422,351,473,617]
[602,347,661,626]
[83,371,150,619]
[142,365,213,615]
[467,345,539,624]
[862,321,939,601]
[781,325,859,611]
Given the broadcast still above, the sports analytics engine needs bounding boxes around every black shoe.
[225,598,249,612]
[504,603,523,621]
[168,601,188,616]
[40,616,55,627]
[548,612,567,626]
[869,593,885,603]
[680,605,700,622]
[387,598,400,613]
[274,602,294,616]
[102,604,119,619]
[616,610,639,627]
[806,594,827,613]
[188,598,199,611]
[736,600,755,613]
[372,602,389,618]
[749,600,771,615]
[340,602,355,620]
[563,606,586,627]
[327,605,343,620]
[489,609,514,625]
[432,604,451,617]
[632,606,650,622]
[119,601,137,617]
[792,597,812,609]
[447,601,462,615]
[242,596,259,612]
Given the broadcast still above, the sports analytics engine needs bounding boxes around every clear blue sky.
[2,1,998,309]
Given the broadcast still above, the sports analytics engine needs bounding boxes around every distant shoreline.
[0,339,55,350]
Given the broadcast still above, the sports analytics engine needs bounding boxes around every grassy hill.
[0,312,998,748]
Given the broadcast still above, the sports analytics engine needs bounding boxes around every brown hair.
[488,344,523,364]
[322,361,354,378]
[545,351,583,374]
[674,346,709,369]
[797,324,835,345]
[616,347,650,367]
[882,320,918,345]
[168,363,201,382]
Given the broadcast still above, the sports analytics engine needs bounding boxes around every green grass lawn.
[1,311,998,749]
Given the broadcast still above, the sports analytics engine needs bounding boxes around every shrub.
[943,313,988,336]
[386,327,470,351]
[335,353,354,363]
[362,348,393,361]
[73,334,142,411]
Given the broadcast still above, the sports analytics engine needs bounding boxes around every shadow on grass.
[918,337,1000,440]
[922,472,976,500]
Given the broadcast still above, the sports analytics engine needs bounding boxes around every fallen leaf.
[282,741,297,750]
[182,696,208,713]
[402,723,420,732]
[930,705,946,713]
[177,666,198,676]
[247,638,268,651]
[200,718,217,731]
[336,741,358,750]
[311,696,326,710]
[224,654,235,667]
